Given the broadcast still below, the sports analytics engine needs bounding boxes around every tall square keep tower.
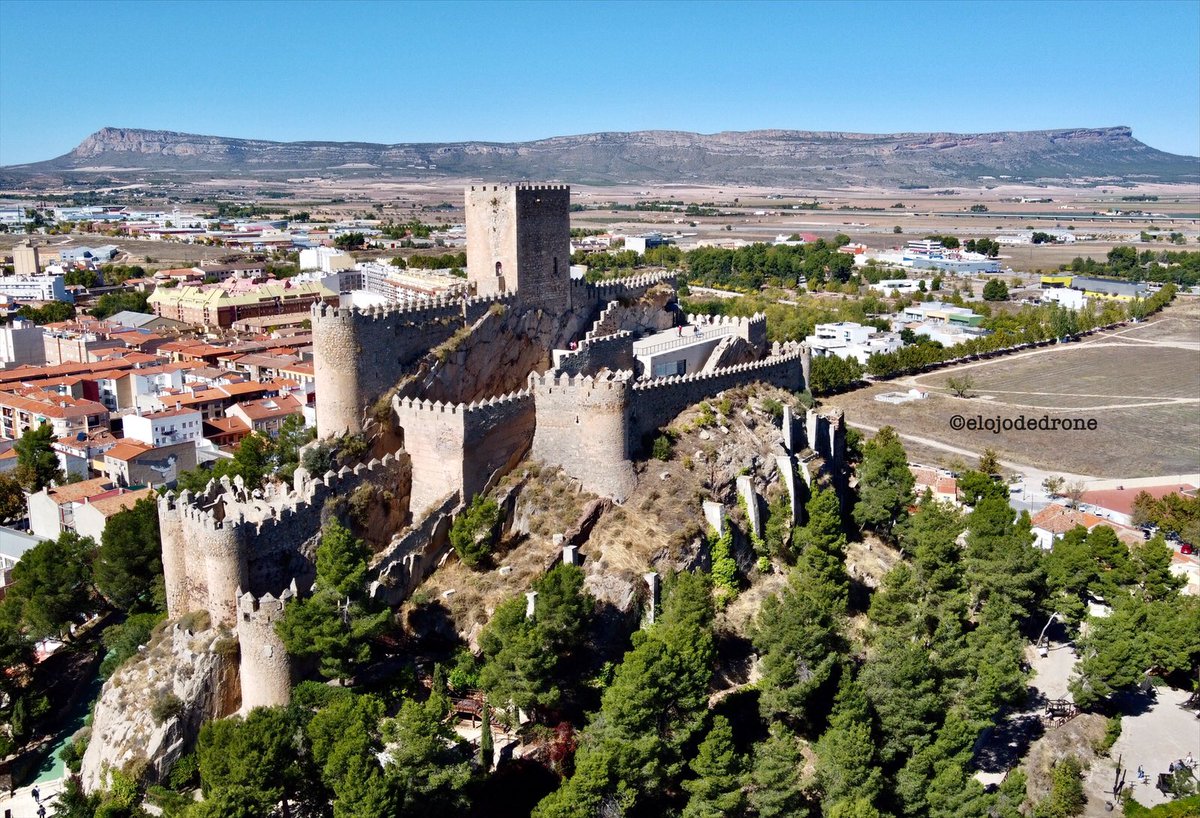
[465,184,571,310]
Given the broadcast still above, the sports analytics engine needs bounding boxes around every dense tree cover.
[3,530,96,640]
[809,354,863,396]
[393,251,467,270]
[1062,247,1200,287]
[449,494,502,568]
[862,286,1177,379]
[333,232,366,250]
[91,290,151,319]
[476,563,592,722]
[853,427,915,542]
[964,238,1001,257]
[534,572,715,817]
[0,472,26,524]
[95,496,163,611]
[982,279,1009,301]
[276,520,387,683]
[14,421,64,491]
[16,300,75,324]
[1131,489,1200,544]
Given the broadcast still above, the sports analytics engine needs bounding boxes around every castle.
[158,183,815,712]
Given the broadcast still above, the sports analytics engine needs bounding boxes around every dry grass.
[828,302,1200,477]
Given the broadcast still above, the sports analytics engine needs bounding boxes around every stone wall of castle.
[466,185,571,310]
[628,343,806,448]
[235,585,294,710]
[312,299,463,436]
[159,453,406,627]
[394,390,535,518]
[555,331,637,377]
[530,371,637,501]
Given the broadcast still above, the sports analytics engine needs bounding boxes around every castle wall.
[394,390,535,518]
[159,495,189,617]
[555,331,637,377]
[466,184,570,310]
[394,397,466,519]
[530,371,637,501]
[312,300,462,436]
[462,392,537,501]
[236,588,293,710]
[515,186,571,311]
[466,186,521,298]
[628,345,806,450]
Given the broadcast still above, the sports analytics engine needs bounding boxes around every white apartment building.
[299,246,355,274]
[805,322,903,364]
[0,273,72,303]
[122,406,203,448]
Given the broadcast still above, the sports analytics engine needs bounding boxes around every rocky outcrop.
[81,617,240,793]
[9,126,1196,186]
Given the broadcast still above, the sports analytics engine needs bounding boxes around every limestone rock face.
[81,621,240,793]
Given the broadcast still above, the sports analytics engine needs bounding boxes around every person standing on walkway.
[31,786,39,803]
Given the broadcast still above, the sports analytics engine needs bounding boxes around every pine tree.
[852,426,915,541]
[795,488,850,611]
[748,725,809,818]
[681,716,746,818]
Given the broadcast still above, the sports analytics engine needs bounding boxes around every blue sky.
[1,0,1198,165]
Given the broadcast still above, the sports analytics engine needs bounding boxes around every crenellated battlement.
[468,183,570,192]
[394,389,532,417]
[685,312,767,329]
[572,270,676,297]
[236,581,295,621]
[528,368,632,392]
[630,343,803,393]
[160,448,406,628]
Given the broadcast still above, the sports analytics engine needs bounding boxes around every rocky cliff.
[80,617,240,793]
[7,125,1197,185]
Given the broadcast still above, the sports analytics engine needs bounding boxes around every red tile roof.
[1030,503,1109,535]
[1079,485,1198,518]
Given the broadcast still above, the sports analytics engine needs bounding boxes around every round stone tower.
[235,586,294,711]
[312,301,363,437]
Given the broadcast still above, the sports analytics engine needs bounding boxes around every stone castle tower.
[466,184,571,310]
[235,585,294,711]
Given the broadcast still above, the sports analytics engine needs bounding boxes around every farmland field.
[826,299,1200,478]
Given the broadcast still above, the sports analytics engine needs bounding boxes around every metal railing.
[633,324,737,357]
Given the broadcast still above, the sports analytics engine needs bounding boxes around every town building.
[805,322,902,364]
[12,241,41,275]
[0,273,72,303]
[298,247,355,274]
[0,389,109,440]
[0,319,46,369]
[73,487,155,543]
[101,439,197,487]
[147,281,336,329]
[123,406,204,449]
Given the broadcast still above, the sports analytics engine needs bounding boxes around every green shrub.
[652,434,673,461]
[450,495,502,568]
[150,692,183,725]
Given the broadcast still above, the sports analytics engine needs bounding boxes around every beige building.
[73,487,155,544]
[13,242,40,276]
[101,439,197,487]
[27,477,114,540]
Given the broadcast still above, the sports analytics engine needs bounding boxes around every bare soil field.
[825,300,1200,478]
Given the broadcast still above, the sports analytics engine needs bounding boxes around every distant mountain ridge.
[5,125,1198,186]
